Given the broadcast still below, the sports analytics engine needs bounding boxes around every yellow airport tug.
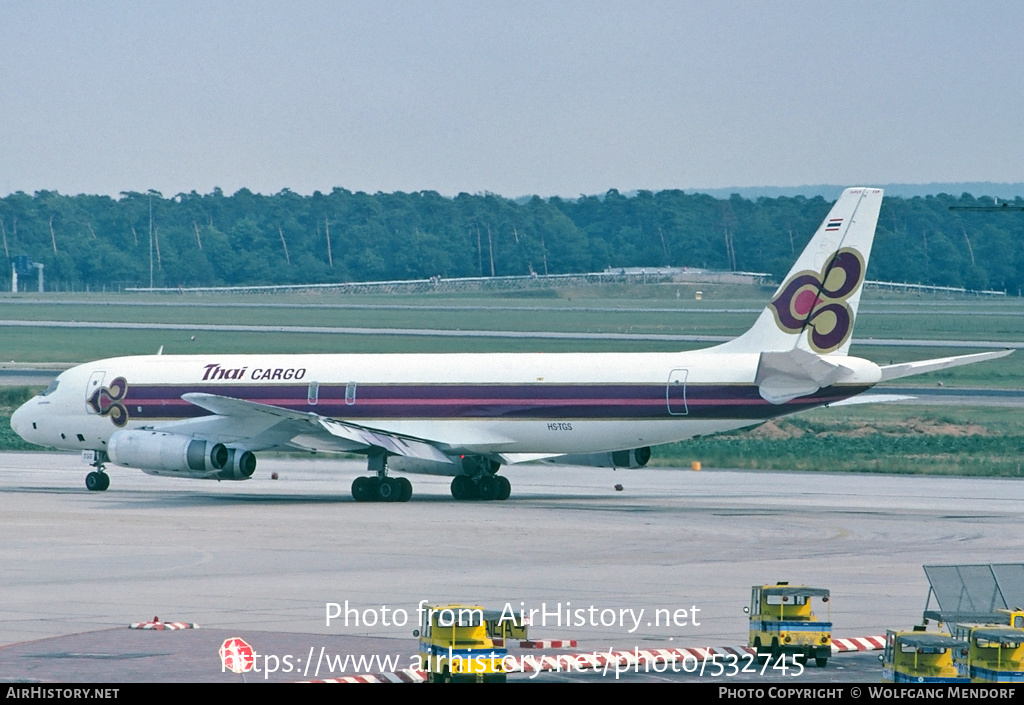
[951,618,1024,683]
[416,604,507,683]
[747,582,832,667]
[881,628,969,683]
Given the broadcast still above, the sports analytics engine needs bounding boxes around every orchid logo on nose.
[87,377,129,427]
[769,248,864,353]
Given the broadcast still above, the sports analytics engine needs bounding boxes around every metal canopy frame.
[922,563,1024,625]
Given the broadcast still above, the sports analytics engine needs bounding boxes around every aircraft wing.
[153,392,453,464]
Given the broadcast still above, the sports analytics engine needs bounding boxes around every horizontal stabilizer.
[878,350,1013,382]
[755,348,856,404]
[825,394,915,408]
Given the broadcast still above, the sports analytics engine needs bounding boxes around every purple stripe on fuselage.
[118,383,870,421]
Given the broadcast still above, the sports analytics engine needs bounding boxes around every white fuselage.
[11,348,882,459]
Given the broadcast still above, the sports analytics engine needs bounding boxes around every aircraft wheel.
[495,475,511,501]
[477,475,499,501]
[351,476,375,502]
[397,477,413,502]
[451,475,474,500]
[85,472,109,492]
[377,478,399,502]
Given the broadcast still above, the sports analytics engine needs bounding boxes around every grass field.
[3,283,1023,476]
[656,405,1024,477]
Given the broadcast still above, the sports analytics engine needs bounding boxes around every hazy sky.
[2,1,1022,198]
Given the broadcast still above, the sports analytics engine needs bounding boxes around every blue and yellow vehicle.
[881,629,969,683]
[417,604,507,683]
[484,609,528,641]
[748,582,832,667]
[1003,608,1024,631]
[951,624,1024,683]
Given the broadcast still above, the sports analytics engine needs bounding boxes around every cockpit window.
[41,379,60,397]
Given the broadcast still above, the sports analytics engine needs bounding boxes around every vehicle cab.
[882,629,969,683]
[951,624,1024,683]
[417,604,507,683]
[747,582,831,667]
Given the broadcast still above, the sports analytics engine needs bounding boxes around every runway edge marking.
[307,637,886,682]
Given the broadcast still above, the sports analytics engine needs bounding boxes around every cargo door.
[666,369,688,415]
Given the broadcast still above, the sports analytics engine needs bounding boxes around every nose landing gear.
[85,452,110,491]
[85,471,110,491]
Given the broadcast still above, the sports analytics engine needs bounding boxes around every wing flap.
[317,417,452,463]
[179,392,451,463]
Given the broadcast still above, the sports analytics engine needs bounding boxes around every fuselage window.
[346,381,357,406]
[307,381,319,406]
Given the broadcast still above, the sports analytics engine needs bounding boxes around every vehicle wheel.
[351,476,374,502]
[816,656,828,668]
[495,475,511,501]
[85,472,108,492]
[451,476,474,500]
[477,475,499,501]
[771,639,781,661]
[754,638,768,664]
[397,477,413,502]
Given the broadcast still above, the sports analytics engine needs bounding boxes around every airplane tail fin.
[719,187,884,355]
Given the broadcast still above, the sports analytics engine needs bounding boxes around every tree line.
[1,188,1022,293]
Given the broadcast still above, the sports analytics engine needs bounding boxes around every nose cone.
[10,399,34,441]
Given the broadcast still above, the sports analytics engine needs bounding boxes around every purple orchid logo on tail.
[769,248,865,353]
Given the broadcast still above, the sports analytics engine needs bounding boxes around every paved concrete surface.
[1,452,1021,682]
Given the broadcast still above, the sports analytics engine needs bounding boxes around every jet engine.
[107,430,256,480]
[541,447,651,469]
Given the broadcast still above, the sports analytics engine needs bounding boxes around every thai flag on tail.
[825,218,843,231]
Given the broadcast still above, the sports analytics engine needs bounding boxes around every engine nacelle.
[219,447,257,480]
[107,430,254,480]
[542,447,651,469]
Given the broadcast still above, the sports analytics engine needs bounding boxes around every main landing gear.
[351,475,412,502]
[448,455,511,501]
[351,451,412,502]
[450,474,511,501]
[85,452,110,491]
